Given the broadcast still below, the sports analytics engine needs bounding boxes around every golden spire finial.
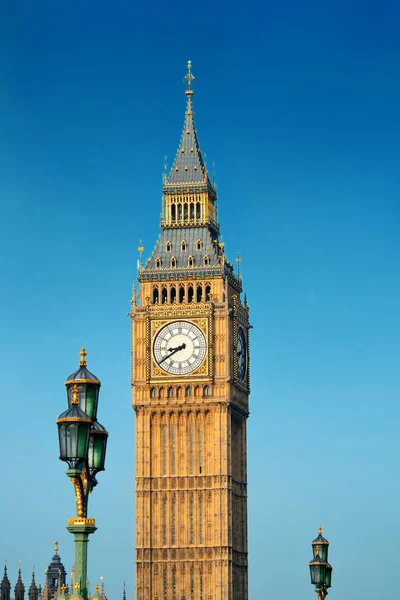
[138,240,144,268]
[61,585,66,594]
[75,583,80,592]
[184,60,195,93]
[54,541,59,553]
[235,253,242,276]
[79,347,87,367]
[95,584,100,593]
[318,525,323,536]
[71,385,79,405]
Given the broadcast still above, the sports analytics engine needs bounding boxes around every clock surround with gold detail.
[153,320,207,375]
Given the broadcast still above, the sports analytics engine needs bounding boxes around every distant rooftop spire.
[122,582,126,600]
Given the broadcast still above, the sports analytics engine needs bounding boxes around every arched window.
[163,566,167,600]
[179,285,185,303]
[171,495,176,545]
[178,204,182,221]
[185,386,192,397]
[199,493,203,543]
[172,566,176,600]
[190,203,194,220]
[189,494,194,543]
[199,422,203,473]
[196,202,201,221]
[189,423,194,475]
[171,256,177,268]
[150,387,156,398]
[196,239,202,251]
[181,240,187,251]
[161,287,167,304]
[203,385,210,397]
[166,241,172,252]
[205,284,211,302]
[168,387,174,398]
[171,424,176,474]
[196,284,202,302]
[171,206,176,222]
[163,425,167,475]
[170,286,176,303]
[204,255,210,266]
[153,287,159,304]
[190,565,194,600]
[156,257,162,268]
[188,256,194,267]
[184,204,188,220]
[188,285,194,303]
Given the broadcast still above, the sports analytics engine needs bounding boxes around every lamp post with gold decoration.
[56,348,108,600]
[309,526,333,599]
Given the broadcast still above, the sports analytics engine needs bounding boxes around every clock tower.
[130,61,250,600]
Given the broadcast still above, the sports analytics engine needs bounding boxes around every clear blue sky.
[1,1,399,599]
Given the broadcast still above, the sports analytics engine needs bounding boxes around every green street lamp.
[56,348,108,600]
[309,526,333,599]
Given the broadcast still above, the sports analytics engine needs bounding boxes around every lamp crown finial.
[318,525,322,536]
[79,347,87,367]
[315,545,320,556]
[54,541,58,553]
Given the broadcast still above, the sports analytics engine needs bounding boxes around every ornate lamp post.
[56,348,108,600]
[309,526,333,599]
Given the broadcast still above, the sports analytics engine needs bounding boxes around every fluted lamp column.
[56,348,108,600]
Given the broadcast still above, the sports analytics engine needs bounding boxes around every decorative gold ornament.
[79,348,87,367]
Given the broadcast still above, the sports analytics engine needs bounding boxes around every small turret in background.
[28,568,38,600]
[14,567,25,600]
[1,563,11,600]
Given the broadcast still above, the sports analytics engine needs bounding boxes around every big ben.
[130,61,250,600]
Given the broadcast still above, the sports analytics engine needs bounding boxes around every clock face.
[153,321,207,375]
[237,326,247,381]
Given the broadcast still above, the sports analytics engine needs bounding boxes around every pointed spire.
[122,582,126,600]
[41,571,50,600]
[28,568,38,600]
[14,568,25,600]
[100,576,106,600]
[1,562,11,600]
[166,60,214,191]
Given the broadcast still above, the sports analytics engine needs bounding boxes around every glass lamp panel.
[320,544,328,562]
[77,424,90,459]
[58,423,68,459]
[85,387,98,420]
[88,436,102,471]
[78,385,87,413]
[324,564,332,588]
[310,563,326,585]
[66,424,78,459]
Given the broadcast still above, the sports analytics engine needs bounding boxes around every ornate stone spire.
[166,61,213,190]
[28,568,38,600]
[14,568,25,600]
[159,61,219,232]
[1,563,11,600]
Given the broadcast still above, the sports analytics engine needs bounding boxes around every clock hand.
[158,343,186,365]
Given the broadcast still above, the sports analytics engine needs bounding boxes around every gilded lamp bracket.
[67,463,95,519]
